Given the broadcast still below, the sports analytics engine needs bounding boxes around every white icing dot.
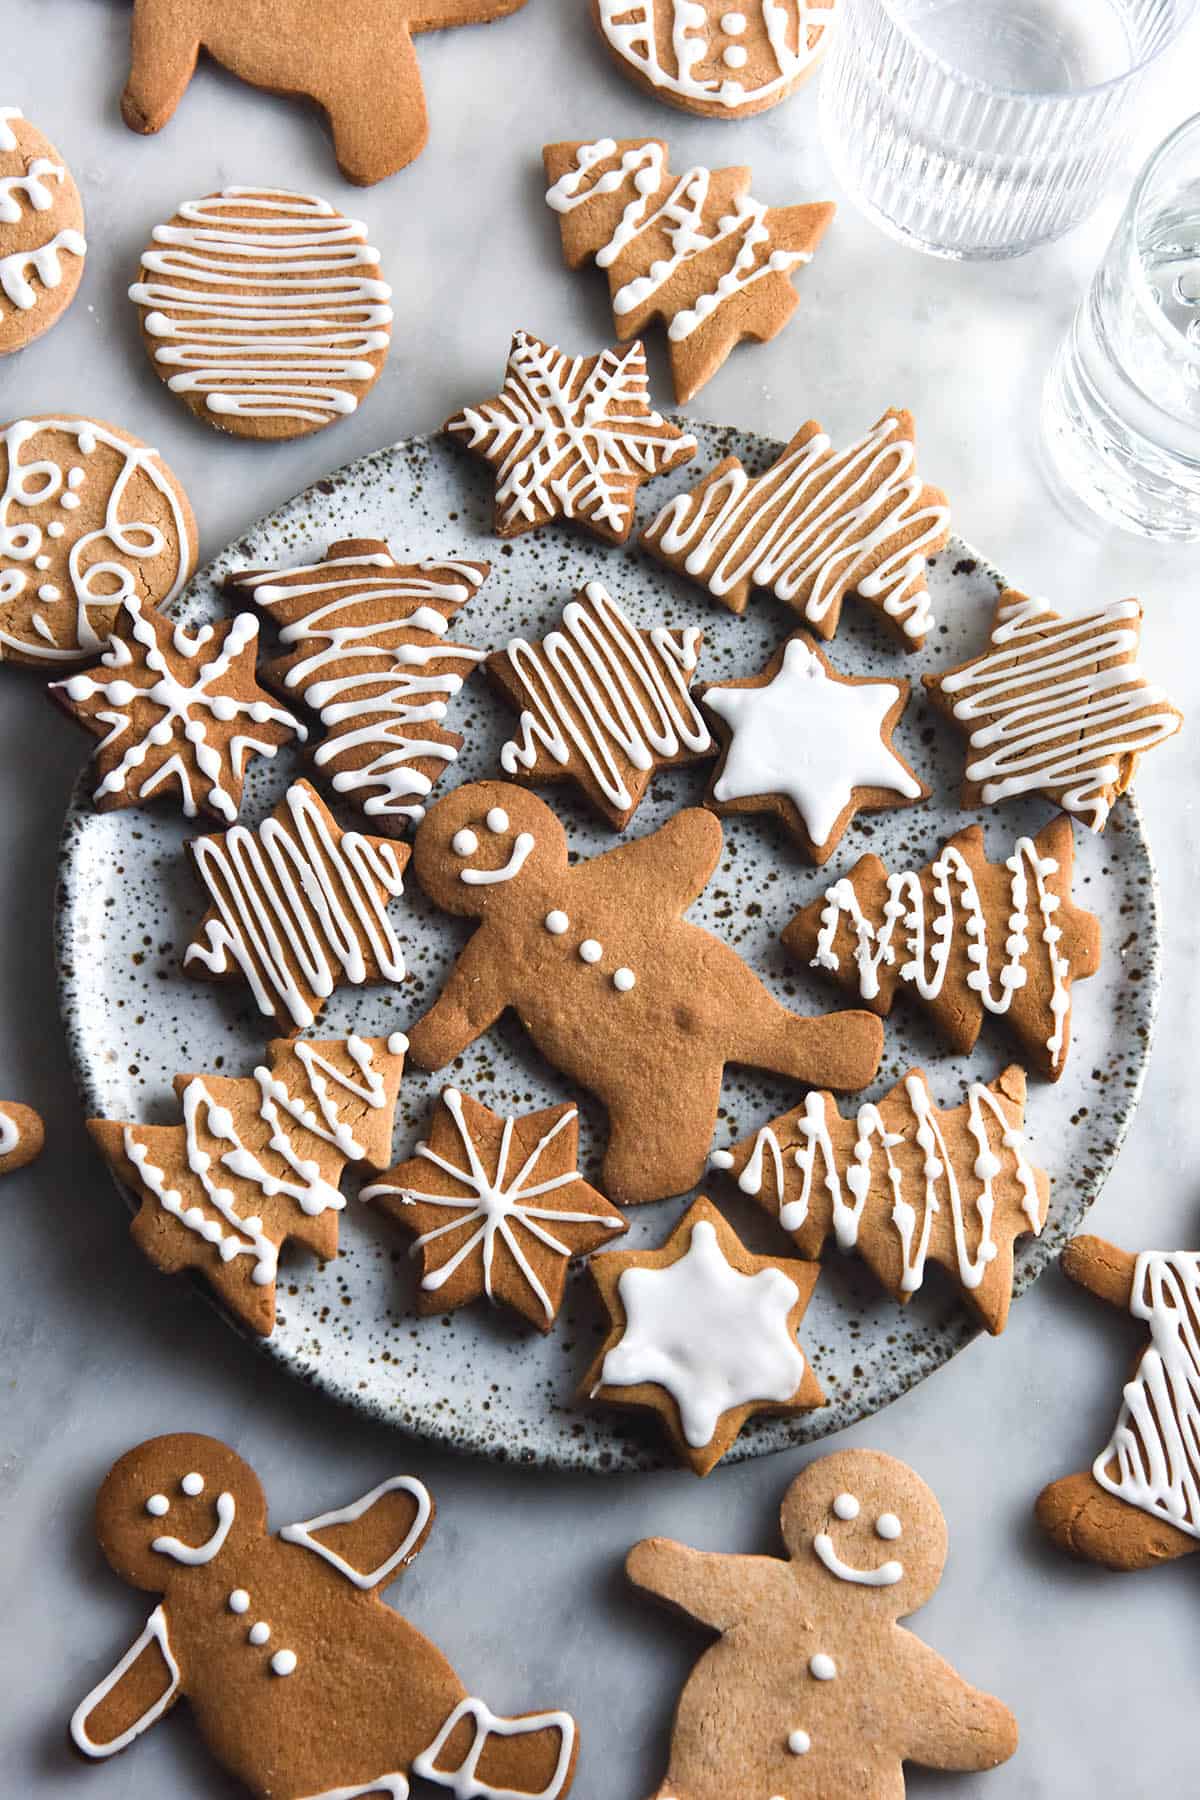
[833,1492,860,1521]
[387,1031,409,1055]
[452,829,479,856]
[228,1589,250,1614]
[181,1472,204,1496]
[60,492,80,510]
[34,555,49,570]
[271,1648,297,1676]
[579,939,603,964]
[485,807,509,834]
[249,1622,270,1646]
[544,910,570,935]
[722,10,747,30]
[612,967,636,992]
[723,43,749,67]
[145,1494,169,1517]
[47,520,64,538]
[67,466,84,489]
[788,1729,811,1755]
[809,1653,837,1681]
[875,1513,902,1541]
[37,584,61,602]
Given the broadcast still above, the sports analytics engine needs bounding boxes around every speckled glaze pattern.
[55,424,1161,1473]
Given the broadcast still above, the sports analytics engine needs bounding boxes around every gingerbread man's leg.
[731,999,884,1095]
[414,1697,576,1799]
[122,0,202,133]
[317,29,429,184]
[602,1068,725,1205]
[1036,1469,1198,1571]
[1061,1234,1137,1310]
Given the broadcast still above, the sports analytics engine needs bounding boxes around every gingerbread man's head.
[780,1448,947,1618]
[94,1433,267,1592]
[412,781,568,918]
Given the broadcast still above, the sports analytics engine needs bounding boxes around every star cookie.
[591,0,837,119]
[184,779,410,1034]
[581,1195,824,1474]
[544,137,834,403]
[698,631,927,862]
[445,331,695,543]
[363,1086,627,1331]
[50,598,304,820]
[923,590,1183,831]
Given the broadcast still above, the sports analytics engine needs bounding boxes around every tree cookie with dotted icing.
[0,416,196,668]
[697,629,927,862]
[0,106,86,354]
[544,136,834,403]
[50,598,304,821]
[782,815,1102,1081]
[69,1432,579,1796]
[364,1085,627,1331]
[711,1064,1048,1334]
[88,1035,407,1336]
[591,1,838,119]
[406,780,883,1205]
[629,1448,1018,1793]
[581,1194,824,1474]
[1037,1235,1200,1573]
[129,187,393,441]
[0,1100,43,1176]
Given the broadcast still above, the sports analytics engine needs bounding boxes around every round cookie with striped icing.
[128,187,393,442]
[590,0,838,119]
[0,106,86,355]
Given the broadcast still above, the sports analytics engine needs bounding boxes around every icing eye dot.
[788,1729,811,1756]
[249,1622,271,1646]
[875,1513,902,1541]
[181,1472,204,1497]
[228,1589,250,1614]
[544,910,569,935]
[612,967,636,992]
[809,1653,837,1681]
[145,1494,169,1517]
[452,829,479,857]
[485,807,509,834]
[271,1649,298,1676]
[579,939,603,964]
[832,1492,860,1521]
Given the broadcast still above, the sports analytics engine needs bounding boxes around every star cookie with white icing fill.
[697,630,928,862]
[445,331,696,543]
[581,1195,824,1474]
[364,1086,627,1331]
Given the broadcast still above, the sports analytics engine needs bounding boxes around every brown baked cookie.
[782,815,1101,1080]
[629,1448,1018,1794]
[581,1195,823,1474]
[544,137,834,403]
[0,1100,44,1175]
[1037,1235,1200,1572]
[363,1085,627,1331]
[923,589,1183,832]
[711,1064,1048,1334]
[0,415,196,668]
[698,630,927,862]
[226,539,488,833]
[129,187,392,441]
[89,1034,407,1336]
[121,0,531,184]
[591,0,837,119]
[183,779,410,1034]
[487,579,714,830]
[641,409,950,647]
[445,331,696,543]
[49,598,304,821]
[406,780,883,1205]
[69,1433,578,1797]
[0,106,86,354]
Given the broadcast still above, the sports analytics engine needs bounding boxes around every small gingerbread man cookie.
[629,1448,1018,1796]
[591,0,838,119]
[0,106,86,354]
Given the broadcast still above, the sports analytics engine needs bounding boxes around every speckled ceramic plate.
[56,425,1161,1471]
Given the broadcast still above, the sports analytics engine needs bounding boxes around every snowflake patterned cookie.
[711,1064,1049,1334]
[364,1086,627,1331]
[0,415,196,668]
[544,137,834,403]
[0,106,86,354]
[444,331,696,543]
[0,1100,43,1176]
[50,598,304,821]
[581,1195,823,1474]
[487,579,715,830]
[184,779,410,1034]
[226,538,489,833]
[698,631,927,862]
[89,1036,407,1335]
[591,0,838,119]
[923,590,1183,832]
[70,1433,578,1797]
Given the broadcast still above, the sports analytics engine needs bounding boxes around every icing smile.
[152,1491,236,1566]
[459,831,535,886]
[813,1530,903,1587]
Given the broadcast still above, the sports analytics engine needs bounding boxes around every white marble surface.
[2,4,1199,1795]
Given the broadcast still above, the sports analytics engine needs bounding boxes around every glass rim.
[876,0,1197,105]
[1127,109,1200,364]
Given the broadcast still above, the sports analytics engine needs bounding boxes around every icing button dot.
[832,1492,860,1521]
[612,967,636,992]
[145,1494,169,1517]
[723,43,749,67]
[181,1472,204,1496]
[579,939,603,964]
[248,1622,270,1646]
[788,1730,812,1755]
[271,1649,297,1676]
[809,1653,837,1681]
[228,1589,250,1614]
[544,910,569,935]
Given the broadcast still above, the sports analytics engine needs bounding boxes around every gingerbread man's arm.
[406,933,512,1070]
[122,0,201,134]
[597,809,723,915]
[1061,1235,1138,1311]
[896,1636,1018,1773]
[627,1539,787,1633]
[279,1475,434,1592]
[70,1606,182,1759]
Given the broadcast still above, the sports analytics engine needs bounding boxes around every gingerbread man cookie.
[0,1100,43,1175]
[70,1433,578,1797]
[0,106,86,354]
[406,781,883,1205]
[122,0,531,184]
[629,1448,1018,1797]
[1037,1235,1200,1572]
[591,1,838,119]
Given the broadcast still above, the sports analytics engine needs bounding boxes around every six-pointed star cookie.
[581,1195,824,1474]
[445,330,696,543]
[363,1086,627,1331]
[50,597,304,821]
[698,631,928,862]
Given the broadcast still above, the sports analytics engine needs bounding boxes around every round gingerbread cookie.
[0,106,86,355]
[590,0,838,118]
[128,186,394,442]
[0,415,196,668]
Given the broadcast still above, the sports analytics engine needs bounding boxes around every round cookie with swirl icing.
[591,1,838,119]
[0,106,86,355]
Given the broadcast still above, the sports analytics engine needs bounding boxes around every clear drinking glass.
[818,0,1195,260]
[1041,112,1200,539]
